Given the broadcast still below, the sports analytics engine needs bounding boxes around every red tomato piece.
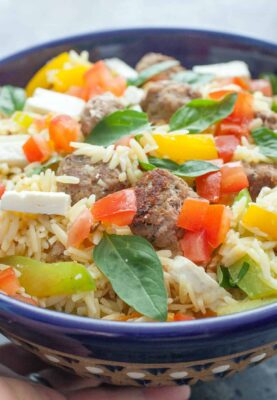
[177,198,209,231]
[204,205,230,248]
[49,115,80,153]
[92,189,137,226]
[215,135,240,162]
[196,171,222,203]
[180,230,213,264]
[174,313,195,321]
[67,208,93,248]
[0,183,5,199]
[23,135,51,163]
[250,79,272,97]
[215,121,250,140]
[67,85,86,99]
[221,162,249,194]
[232,77,250,91]
[0,267,20,296]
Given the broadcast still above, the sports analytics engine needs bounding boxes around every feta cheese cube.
[104,58,138,80]
[193,61,250,78]
[0,135,29,166]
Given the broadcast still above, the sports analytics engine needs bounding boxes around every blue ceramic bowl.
[0,28,277,387]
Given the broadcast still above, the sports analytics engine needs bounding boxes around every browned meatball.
[135,52,184,81]
[255,110,277,131]
[80,93,124,136]
[130,169,198,251]
[141,80,201,123]
[57,154,130,204]
[243,162,277,200]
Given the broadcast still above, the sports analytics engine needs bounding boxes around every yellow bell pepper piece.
[242,204,277,240]
[25,52,70,97]
[52,65,91,92]
[12,111,33,130]
[152,133,218,163]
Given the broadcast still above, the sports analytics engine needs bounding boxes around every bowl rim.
[0,27,277,338]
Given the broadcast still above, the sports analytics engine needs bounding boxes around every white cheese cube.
[193,61,250,78]
[0,135,29,166]
[0,191,71,216]
[104,58,138,80]
[25,88,85,118]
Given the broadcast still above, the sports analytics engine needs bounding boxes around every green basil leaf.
[128,60,180,87]
[231,262,250,286]
[169,93,238,133]
[93,234,168,321]
[174,160,219,177]
[260,73,277,95]
[85,110,150,146]
[139,157,219,178]
[0,85,26,117]
[217,266,234,289]
[27,156,62,176]
[252,127,277,159]
[172,71,214,86]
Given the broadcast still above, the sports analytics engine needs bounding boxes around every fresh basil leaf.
[260,73,277,95]
[27,156,62,176]
[139,157,219,178]
[172,71,214,86]
[252,127,277,159]
[128,60,180,87]
[217,266,234,289]
[85,110,150,146]
[0,85,26,117]
[93,234,168,321]
[231,262,250,286]
[174,160,219,177]
[169,93,238,133]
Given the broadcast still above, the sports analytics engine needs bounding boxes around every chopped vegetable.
[93,234,168,321]
[53,65,90,92]
[215,121,250,139]
[233,188,252,205]
[250,79,272,97]
[92,189,137,226]
[252,127,277,160]
[27,155,62,176]
[259,73,277,95]
[242,204,277,240]
[67,208,93,248]
[0,86,26,117]
[218,297,277,315]
[174,313,195,321]
[180,230,213,264]
[204,204,230,248]
[85,110,150,146]
[12,112,34,130]
[196,171,222,203]
[49,115,80,152]
[0,256,95,297]
[220,162,249,194]
[169,93,237,133]
[0,267,20,296]
[0,183,6,199]
[215,135,240,162]
[177,198,209,231]
[153,133,218,163]
[128,60,180,87]
[23,134,52,163]
[172,71,214,86]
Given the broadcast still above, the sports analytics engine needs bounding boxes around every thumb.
[0,377,65,400]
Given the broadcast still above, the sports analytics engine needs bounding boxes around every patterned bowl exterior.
[0,29,277,386]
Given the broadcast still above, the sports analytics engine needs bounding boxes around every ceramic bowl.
[0,28,277,387]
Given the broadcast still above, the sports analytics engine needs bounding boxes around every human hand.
[0,343,191,400]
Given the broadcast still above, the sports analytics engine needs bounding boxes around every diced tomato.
[215,120,250,139]
[215,135,240,162]
[180,230,213,264]
[23,134,51,163]
[250,79,272,97]
[196,171,222,203]
[67,85,86,99]
[12,294,38,306]
[0,183,5,199]
[174,313,195,321]
[84,61,126,100]
[34,114,52,132]
[49,115,80,152]
[177,198,209,231]
[67,208,93,248]
[204,205,230,248]
[221,162,249,194]
[92,189,137,226]
[0,267,20,296]
[210,90,253,124]
[232,77,250,91]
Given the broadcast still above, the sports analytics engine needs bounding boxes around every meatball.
[135,52,184,80]
[80,93,124,136]
[57,154,130,204]
[255,110,277,131]
[243,162,277,200]
[130,169,198,251]
[141,80,201,123]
